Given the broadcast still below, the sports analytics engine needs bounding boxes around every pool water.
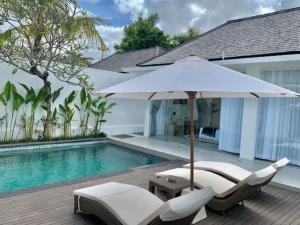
[0,142,167,193]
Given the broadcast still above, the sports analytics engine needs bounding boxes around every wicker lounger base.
[206,184,258,213]
[206,173,275,213]
[74,195,198,225]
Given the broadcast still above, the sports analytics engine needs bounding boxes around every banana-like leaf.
[52,87,63,103]
[3,81,12,101]
[90,108,99,116]
[32,87,48,111]
[12,90,24,111]
[19,83,36,104]
[86,93,93,108]
[52,108,58,120]
[59,104,66,113]
[80,88,86,105]
[107,102,116,109]
[0,95,6,105]
[66,90,77,104]
[19,83,30,93]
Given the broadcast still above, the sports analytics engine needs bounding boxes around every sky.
[78,0,300,61]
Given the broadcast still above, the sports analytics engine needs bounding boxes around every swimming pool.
[0,142,167,193]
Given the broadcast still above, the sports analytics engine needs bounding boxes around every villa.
[1,6,300,225]
[102,7,300,168]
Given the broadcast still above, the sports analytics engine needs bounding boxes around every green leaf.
[59,104,66,113]
[90,108,99,115]
[74,104,80,111]
[41,104,48,111]
[107,102,116,109]
[52,108,57,119]
[32,87,47,111]
[67,91,77,104]
[12,89,24,111]
[52,87,63,103]
[3,81,12,101]
[80,88,86,105]
[19,83,36,104]
[19,83,30,93]
[0,95,6,105]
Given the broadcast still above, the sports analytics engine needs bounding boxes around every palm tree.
[0,0,107,139]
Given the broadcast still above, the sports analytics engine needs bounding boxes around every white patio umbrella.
[97,56,298,190]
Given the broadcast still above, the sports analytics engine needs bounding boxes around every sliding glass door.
[150,99,221,149]
[256,70,300,166]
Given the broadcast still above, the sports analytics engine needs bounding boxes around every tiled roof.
[141,7,300,66]
[90,46,165,72]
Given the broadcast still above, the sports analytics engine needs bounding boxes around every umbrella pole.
[187,91,197,191]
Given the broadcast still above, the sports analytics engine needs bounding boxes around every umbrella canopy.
[98,56,298,100]
[97,56,299,190]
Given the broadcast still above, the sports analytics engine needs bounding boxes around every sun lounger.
[73,182,215,225]
[183,158,289,183]
[156,166,277,212]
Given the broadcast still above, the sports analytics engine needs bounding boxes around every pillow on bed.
[159,187,215,222]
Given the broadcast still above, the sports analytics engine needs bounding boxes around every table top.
[149,176,190,191]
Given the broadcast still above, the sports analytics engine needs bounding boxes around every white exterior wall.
[0,63,146,138]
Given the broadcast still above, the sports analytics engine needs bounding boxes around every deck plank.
[0,161,299,225]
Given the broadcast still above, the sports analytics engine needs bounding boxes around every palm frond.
[72,16,107,51]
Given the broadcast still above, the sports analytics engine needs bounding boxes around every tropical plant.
[0,82,11,141]
[0,82,24,141]
[51,107,60,137]
[19,83,60,140]
[59,91,77,138]
[75,88,93,136]
[0,0,106,139]
[0,115,5,140]
[10,85,24,141]
[91,100,115,135]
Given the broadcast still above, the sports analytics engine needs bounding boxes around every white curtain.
[256,71,300,166]
[219,98,243,153]
[156,100,167,135]
[150,101,161,136]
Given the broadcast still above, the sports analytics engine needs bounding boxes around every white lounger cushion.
[246,166,277,186]
[74,182,164,225]
[183,161,252,182]
[156,166,276,198]
[183,158,289,182]
[156,168,237,198]
[271,157,289,170]
[160,187,215,221]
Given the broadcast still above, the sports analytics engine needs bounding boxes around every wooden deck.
[0,161,299,225]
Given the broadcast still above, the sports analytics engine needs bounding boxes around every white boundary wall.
[0,62,147,138]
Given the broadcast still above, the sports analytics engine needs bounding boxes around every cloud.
[84,0,300,60]
[113,0,147,19]
[112,0,300,35]
[257,6,276,14]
